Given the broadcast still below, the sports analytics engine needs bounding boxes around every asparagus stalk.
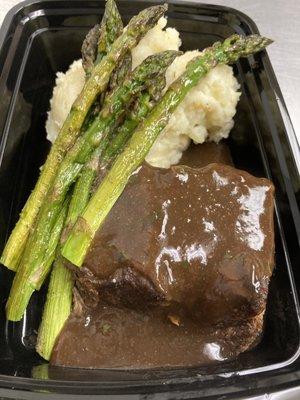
[35,154,98,361]
[36,10,132,358]
[36,86,147,361]
[35,128,104,361]
[96,0,123,64]
[101,72,169,168]
[31,363,49,380]
[1,4,168,272]
[35,163,93,360]
[65,94,152,235]
[108,51,132,89]
[34,196,71,290]
[35,156,95,360]
[81,23,102,76]
[6,197,70,320]
[70,61,169,216]
[101,92,152,170]
[65,94,153,230]
[66,55,133,228]
[35,151,100,361]
[62,34,272,267]
[36,258,73,361]
[82,0,124,130]
[69,171,96,227]
[36,163,95,360]
[6,50,178,321]
[82,0,123,76]
[71,51,133,207]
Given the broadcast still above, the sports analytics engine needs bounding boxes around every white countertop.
[0,0,299,399]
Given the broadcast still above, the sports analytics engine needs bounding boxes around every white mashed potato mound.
[46,59,85,144]
[147,53,240,167]
[46,18,240,168]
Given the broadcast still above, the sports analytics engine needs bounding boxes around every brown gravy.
[52,143,274,369]
[52,303,264,368]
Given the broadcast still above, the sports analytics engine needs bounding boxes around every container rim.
[0,0,262,50]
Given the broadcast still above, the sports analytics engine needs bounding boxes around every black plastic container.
[0,0,299,398]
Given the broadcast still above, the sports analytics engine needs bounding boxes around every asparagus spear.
[36,11,132,358]
[31,363,49,380]
[35,71,142,360]
[35,107,117,361]
[6,50,179,321]
[81,0,124,130]
[35,150,95,360]
[100,92,152,172]
[1,4,168,272]
[34,196,71,290]
[70,58,170,219]
[35,150,102,361]
[101,73,168,169]
[36,258,73,361]
[62,34,272,267]
[5,197,70,321]
[67,53,133,228]
[81,23,102,76]
[82,0,123,76]
[96,0,124,64]
[7,0,123,336]
[35,153,95,360]
[65,93,156,235]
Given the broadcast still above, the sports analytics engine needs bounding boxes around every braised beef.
[76,162,274,323]
[52,144,275,369]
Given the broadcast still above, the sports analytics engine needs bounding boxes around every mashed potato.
[46,60,85,144]
[147,56,240,167]
[46,18,240,168]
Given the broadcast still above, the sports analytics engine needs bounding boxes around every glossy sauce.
[52,144,275,369]
[52,303,264,368]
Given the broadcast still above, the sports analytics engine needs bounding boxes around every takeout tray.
[0,0,299,398]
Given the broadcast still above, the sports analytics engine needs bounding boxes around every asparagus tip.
[225,33,273,56]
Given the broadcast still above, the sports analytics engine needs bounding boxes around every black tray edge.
[0,1,299,398]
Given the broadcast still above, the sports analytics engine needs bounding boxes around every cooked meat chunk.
[78,162,274,325]
[53,146,274,369]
